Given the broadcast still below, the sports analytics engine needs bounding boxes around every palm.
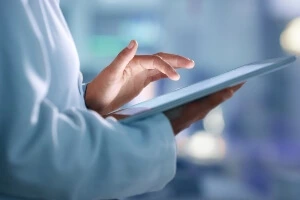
[97,58,165,115]
[120,65,150,100]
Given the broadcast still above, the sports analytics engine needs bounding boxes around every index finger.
[155,52,195,69]
[133,55,180,80]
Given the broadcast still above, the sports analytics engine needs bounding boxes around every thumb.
[108,40,138,75]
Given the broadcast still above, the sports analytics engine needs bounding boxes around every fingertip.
[188,61,195,68]
[230,83,245,92]
[132,40,138,49]
[127,40,134,49]
[185,59,195,69]
[224,89,234,99]
[126,40,138,51]
[172,73,180,81]
[127,40,135,49]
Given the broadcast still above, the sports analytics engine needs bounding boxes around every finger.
[134,55,180,80]
[198,83,245,110]
[145,73,168,86]
[152,55,180,80]
[143,69,168,86]
[109,40,138,76]
[186,89,233,121]
[155,52,195,69]
[205,89,234,108]
[166,85,244,134]
[171,84,244,122]
[228,82,245,92]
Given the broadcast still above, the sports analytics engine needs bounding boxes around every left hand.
[85,40,195,115]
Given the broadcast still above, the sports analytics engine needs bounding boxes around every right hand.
[164,84,244,135]
[85,40,194,116]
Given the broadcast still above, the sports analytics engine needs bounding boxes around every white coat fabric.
[0,1,176,199]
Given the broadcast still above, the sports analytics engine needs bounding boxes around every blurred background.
[60,0,300,199]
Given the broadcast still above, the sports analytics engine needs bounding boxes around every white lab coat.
[0,1,176,199]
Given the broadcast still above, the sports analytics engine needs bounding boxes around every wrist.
[84,82,111,115]
[84,82,99,111]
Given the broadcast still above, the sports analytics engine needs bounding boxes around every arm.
[0,2,176,200]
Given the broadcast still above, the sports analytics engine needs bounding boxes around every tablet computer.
[109,56,297,123]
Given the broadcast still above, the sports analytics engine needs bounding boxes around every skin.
[85,40,244,135]
[164,84,243,135]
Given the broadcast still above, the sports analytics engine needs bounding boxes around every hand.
[164,83,244,135]
[85,40,195,115]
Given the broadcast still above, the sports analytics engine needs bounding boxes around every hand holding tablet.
[164,83,244,135]
[108,56,296,133]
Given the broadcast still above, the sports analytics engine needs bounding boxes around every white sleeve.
[0,2,176,200]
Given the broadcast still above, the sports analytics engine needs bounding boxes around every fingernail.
[127,40,135,49]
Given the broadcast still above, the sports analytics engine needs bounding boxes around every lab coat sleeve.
[0,2,176,200]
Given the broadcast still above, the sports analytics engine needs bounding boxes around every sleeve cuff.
[81,83,89,109]
[82,83,88,97]
[132,113,177,192]
[152,113,177,190]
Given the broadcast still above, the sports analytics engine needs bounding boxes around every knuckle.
[208,95,223,107]
[153,54,162,60]
[116,48,132,62]
[152,55,163,66]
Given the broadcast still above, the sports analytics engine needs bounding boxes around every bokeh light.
[280,17,300,55]
[185,131,226,163]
